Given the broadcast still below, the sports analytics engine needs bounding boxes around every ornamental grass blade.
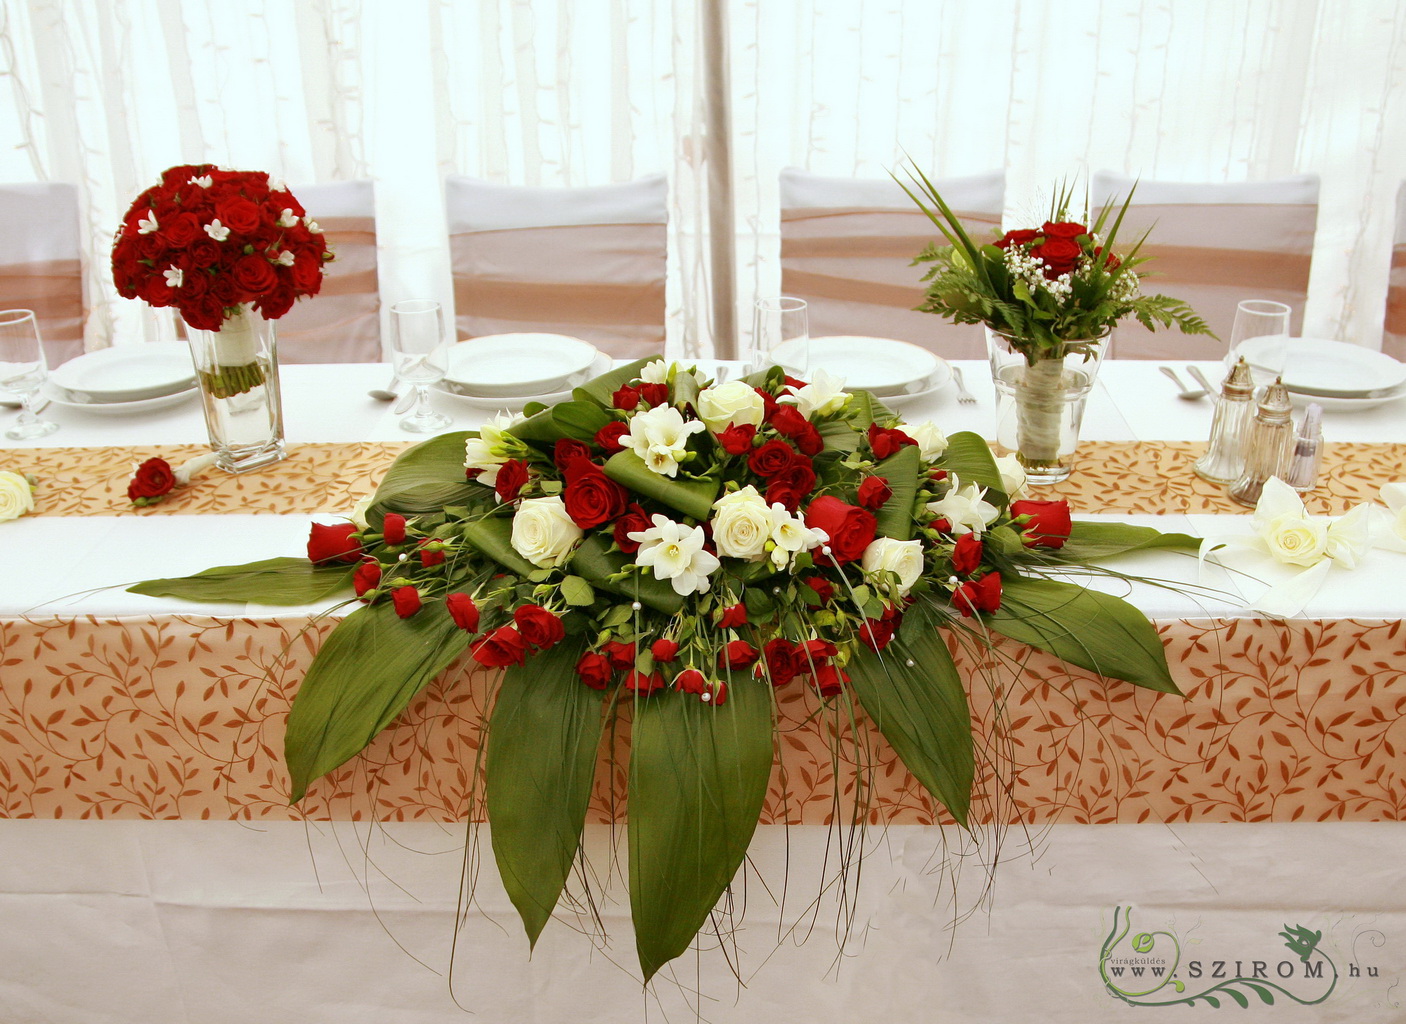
[989,576,1181,695]
[370,430,480,514]
[847,600,974,826]
[628,679,774,983]
[128,557,353,605]
[1052,521,1201,562]
[938,431,1006,501]
[284,599,470,802]
[873,444,920,540]
[603,450,718,522]
[487,640,600,948]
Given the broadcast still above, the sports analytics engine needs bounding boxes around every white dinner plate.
[434,351,613,409]
[443,334,600,397]
[40,380,200,415]
[1237,336,1406,396]
[1287,388,1406,413]
[871,365,956,409]
[774,336,942,395]
[49,342,196,402]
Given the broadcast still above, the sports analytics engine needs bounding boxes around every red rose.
[953,573,1003,617]
[445,592,480,632]
[760,638,800,686]
[1032,237,1081,278]
[575,651,613,690]
[859,617,895,651]
[231,253,277,294]
[811,663,849,697]
[802,576,834,603]
[951,533,983,575]
[754,386,780,420]
[514,605,564,650]
[553,438,593,472]
[650,638,679,663]
[473,625,530,667]
[1041,221,1087,240]
[419,540,446,567]
[718,640,758,671]
[857,475,892,510]
[352,560,381,597]
[391,585,421,618]
[675,668,708,695]
[256,285,296,320]
[625,669,664,694]
[306,522,361,564]
[993,228,1039,250]
[1094,245,1121,271]
[638,382,668,408]
[929,468,948,481]
[187,238,222,267]
[1009,498,1072,549]
[158,212,202,249]
[717,602,748,628]
[612,384,641,410]
[595,421,629,454]
[867,423,916,460]
[804,496,876,565]
[748,439,798,478]
[563,459,628,529]
[604,640,636,670]
[495,458,530,503]
[708,680,728,705]
[290,253,323,295]
[798,638,837,665]
[716,423,756,455]
[613,503,651,554]
[770,405,823,456]
[127,457,177,501]
[381,513,407,545]
[763,460,816,512]
[215,196,262,236]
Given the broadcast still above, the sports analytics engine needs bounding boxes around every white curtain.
[1,0,1404,356]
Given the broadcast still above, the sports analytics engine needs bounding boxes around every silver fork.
[951,365,976,405]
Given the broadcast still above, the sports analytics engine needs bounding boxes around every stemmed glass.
[0,309,59,440]
[1227,299,1292,378]
[390,299,452,434]
[751,297,809,376]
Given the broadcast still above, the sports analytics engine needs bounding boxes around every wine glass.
[390,299,452,434]
[1227,299,1292,379]
[0,309,59,440]
[751,296,809,376]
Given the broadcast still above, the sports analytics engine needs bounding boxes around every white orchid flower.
[629,514,720,595]
[924,473,1000,536]
[188,175,213,188]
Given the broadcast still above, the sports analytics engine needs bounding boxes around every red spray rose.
[650,639,679,663]
[472,626,530,667]
[514,605,564,649]
[445,592,480,632]
[638,382,669,408]
[625,669,665,694]
[804,496,877,565]
[716,423,756,455]
[603,640,636,670]
[993,228,1039,250]
[953,573,1003,617]
[419,540,446,567]
[553,438,593,472]
[575,651,613,690]
[811,663,849,697]
[867,423,916,460]
[803,576,834,603]
[612,384,641,410]
[1009,498,1073,549]
[127,457,177,501]
[352,560,382,597]
[765,461,817,511]
[306,522,362,564]
[613,503,651,553]
[380,513,407,545]
[595,421,629,453]
[857,475,892,510]
[391,585,421,618]
[717,602,748,628]
[718,640,759,670]
[859,617,895,651]
[769,405,823,456]
[951,533,984,575]
[760,638,800,686]
[675,668,708,695]
[748,439,798,478]
[495,459,530,503]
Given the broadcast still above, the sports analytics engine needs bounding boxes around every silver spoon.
[1159,365,1207,401]
[367,371,401,401]
[1185,365,1219,397]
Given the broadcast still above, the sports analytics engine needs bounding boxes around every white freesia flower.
[137,211,158,235]
[697,379,764,433]
[780,368,849,418]
[0,471,35,522]
[348,494,374,530]
[924,473,1000,536]
[510,496,582,568]
[204,219,230,242]
[163,266,183,289]
[994,455,1028,499]
[278,208,299,228]
[628,514,720,595]
[898,420,949,461]
[639,358,672,384]
[463,411,522,486]
[861,537,925,596]
[619,404,706,477]
[767,505,827,569]
[711,486,773,560]
[268,176,289,191]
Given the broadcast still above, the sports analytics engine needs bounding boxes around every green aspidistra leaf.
[574,358,654,407]
[603,450,718,522]
[628,679,774,982]
[872,443,921,540]
[989,575,1182,695]
[487,640,600,947]
[938,431,1005,503]
[568,534,683,615]
[1051,521,1201,562]
[128,557,354,605]
[461,516,538,576]
[370,430,481,514]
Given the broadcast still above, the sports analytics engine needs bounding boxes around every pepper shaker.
[1193,358,1256,484]
[1283,402,1324,493]
[1228,378,1294,507]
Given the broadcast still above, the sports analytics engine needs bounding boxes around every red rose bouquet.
[131,358,1198,983]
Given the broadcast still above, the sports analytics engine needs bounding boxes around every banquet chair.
[778,167,1005,358]
[274,180,382,363]
[1383,181,1406,361]
[445,174,668,359]
[0,181,86,367]
[1090,171,1319,360]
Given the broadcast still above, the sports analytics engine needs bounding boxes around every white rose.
[1259,512,1328,567]
[697,380,764,433]
[0,471,35,522]
[710,486,773,560]
[861,537,925,596]
[994,455,1028,499]
[899,420,949,461]
[510,495,583,568]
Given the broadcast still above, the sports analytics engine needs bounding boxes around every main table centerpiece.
[132,357,1197,981]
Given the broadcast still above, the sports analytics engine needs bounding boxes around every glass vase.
[184,305,286,473]
[986,328,1106,485]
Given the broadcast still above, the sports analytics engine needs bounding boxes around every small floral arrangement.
[132,358,1197,982]
[126,454,218,507]
[111,164,333,331]
[0,470,36,522]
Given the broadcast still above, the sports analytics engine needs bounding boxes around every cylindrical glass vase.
[986,328,1106,485]
[184,305,286,473]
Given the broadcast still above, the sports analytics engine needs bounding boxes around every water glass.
[751,297,809,376]
[1227,299,1292,377]
[390,299,452,434]
[0,309,59,440]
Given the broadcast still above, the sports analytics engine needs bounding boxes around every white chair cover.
[778,168,1005,359]
[275,180,381,363]
[1091,171,1319,360]
[0,182,85,367]
[446,175,668,359]
[1383,181,1406,361]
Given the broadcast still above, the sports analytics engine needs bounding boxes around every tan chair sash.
[0,257,85,367]
[275,216,381,363]
[450,221,667,359]
[1384,244,1406,361]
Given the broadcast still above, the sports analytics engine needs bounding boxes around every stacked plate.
[773,336,953,405]
[42,342,199,414]
[434,333,608,408]
[1236,336,1406,411]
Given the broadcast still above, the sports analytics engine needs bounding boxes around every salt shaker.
[1193,358,1256,484]
[1283,402,1324,493]
[1228,378,1294,507]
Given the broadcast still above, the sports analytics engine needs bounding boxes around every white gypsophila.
[511,495,582,568]
[710,486,773,561]
[994,455,1028,500]
[767,505,827,569]
[780,368,849,418]
[861,537,925,596]
[619,404,706,478]
[0,471,35,522]
[696,379,764,433]
[925,473,1000,536]
[898,420,948,461]
[628,513,720,595]
[463,411,521,486]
